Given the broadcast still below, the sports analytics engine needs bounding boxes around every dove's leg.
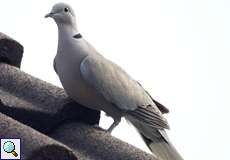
[107,118,121,133]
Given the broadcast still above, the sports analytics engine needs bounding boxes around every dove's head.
[45,3,76,26]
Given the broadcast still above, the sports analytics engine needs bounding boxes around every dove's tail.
[125,115,183,160]
[139,132,183,160]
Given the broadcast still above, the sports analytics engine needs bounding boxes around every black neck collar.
[73,33,82,39]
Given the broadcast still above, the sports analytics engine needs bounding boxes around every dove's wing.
[80,54,169,129]
[136,81,169,114]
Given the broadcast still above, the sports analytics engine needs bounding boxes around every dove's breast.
[55,39,122,119]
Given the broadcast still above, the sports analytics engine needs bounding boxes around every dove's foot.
[107,118,121,133]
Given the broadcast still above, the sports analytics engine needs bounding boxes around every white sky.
[0,0,229,159]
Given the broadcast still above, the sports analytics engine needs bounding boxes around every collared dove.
[45,3,183,160]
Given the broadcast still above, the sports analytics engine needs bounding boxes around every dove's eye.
[64,7,69,12]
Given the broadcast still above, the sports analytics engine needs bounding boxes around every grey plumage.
[45,3,183,160]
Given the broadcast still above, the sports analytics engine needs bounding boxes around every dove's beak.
[45,12,54,18]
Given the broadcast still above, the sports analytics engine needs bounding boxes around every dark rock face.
[0,112,80,160]
[0,32,23,68]
[0,64,100,134]
[0,33,157,160]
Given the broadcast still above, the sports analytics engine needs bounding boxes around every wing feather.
[80,55,169,129]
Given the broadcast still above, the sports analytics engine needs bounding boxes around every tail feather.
[126,115,183,160]
[140,133,183,160]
